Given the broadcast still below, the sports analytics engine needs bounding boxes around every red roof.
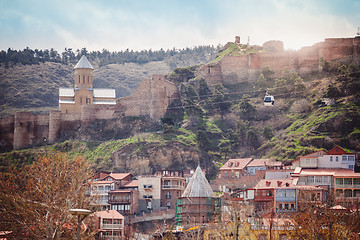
[327,146,350,155]
[297,168,360,177]
[95,210,124,219]
[254,179,295,189]
[124,180,138,187]
[247,158,283,167]
[99,173,131,181]
[220,158,252,170]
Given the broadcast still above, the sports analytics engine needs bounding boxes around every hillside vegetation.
[1,44,360,177]
[0,45,220,116]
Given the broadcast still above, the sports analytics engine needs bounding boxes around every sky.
[0,0,359,52]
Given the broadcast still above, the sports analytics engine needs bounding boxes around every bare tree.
[0,153,95,239]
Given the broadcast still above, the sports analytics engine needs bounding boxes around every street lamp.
[69,209,92,240]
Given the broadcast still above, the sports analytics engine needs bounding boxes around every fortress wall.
[197,37,360,87]
[323,38,355,62]
[0,115,15,151]
[220,55,249,84]
[196,63,222,85]
[257,52,298,73]
[13,112,49,149]
[297,45,321,74]
[120,74,179,120]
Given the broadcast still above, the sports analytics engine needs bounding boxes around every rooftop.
[295,168,360,177]
[95,210,124,219]
[74,55,94,70]
[254,179,295,189]
[181,165,215,198]
[220,158,252,170]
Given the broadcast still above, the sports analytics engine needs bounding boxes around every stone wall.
[1,74,179,150]
[196,36,360,86]
[12,112,49,149]
[119,74,179,120]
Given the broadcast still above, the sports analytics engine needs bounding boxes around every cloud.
[0,0,359,52]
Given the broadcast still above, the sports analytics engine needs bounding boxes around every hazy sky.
[0,0,359,52]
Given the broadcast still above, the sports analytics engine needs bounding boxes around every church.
[58,55,116,113]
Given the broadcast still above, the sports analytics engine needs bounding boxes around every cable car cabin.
[264,95,275,106]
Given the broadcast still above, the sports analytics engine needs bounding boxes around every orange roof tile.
[124,180,138,187]
[95,210,124,219]
[254,179,295,189]
[220,158,252,170]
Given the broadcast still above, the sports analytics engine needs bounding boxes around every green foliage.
[262,126,274,140]
[324,84,341,99]
[198,78,212,100]
[167,66,196,84]
[210,84,232,117]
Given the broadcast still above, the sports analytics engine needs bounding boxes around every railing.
[108,199,130,204]
[275,197,296,202]
[162,185,184,190]
[336,196,360,201]
[254,196,273,201]
[335,184,360,188]
[101,224,123,230]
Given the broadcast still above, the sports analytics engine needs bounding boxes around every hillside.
[1,42,360,178]
[0,45,220,116]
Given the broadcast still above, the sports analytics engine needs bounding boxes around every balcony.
[276,197,296,202]
[161,185,184,190]
[101,224,123,230]
[254,196,273,201]
[108,199,130,204]
[335,183,360,189]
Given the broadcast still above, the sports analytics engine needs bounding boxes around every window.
[83,75,85,83]
[86,98,91,104]
[166,202,171,209]
[80,97,82,104]
[166,192,171,199]
[78,75,80,83]
[291,203,295,209]
[315,176,323,183]
[307,176,315,183]
[87,76,89,83]
[330,156,333,162]
[336,156,339,162]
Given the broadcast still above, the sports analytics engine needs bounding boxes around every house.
[246,159,283,176]
[59,55,116,114]
[292,146,356,170]
[292,167,360,207]
[175,166,221,226]
[95,210,124,240]
[296,185,328,206]
[138,170,186,212]
[90,172,134,210]
[253,179,297,215]
[218,158,252,179]
[108,189,139,218]
[155,170,186,210]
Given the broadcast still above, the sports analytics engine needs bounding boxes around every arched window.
[80,97,82,104]
[78,75,80,83]
[87,76,89,83]
[83,75,85,83]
